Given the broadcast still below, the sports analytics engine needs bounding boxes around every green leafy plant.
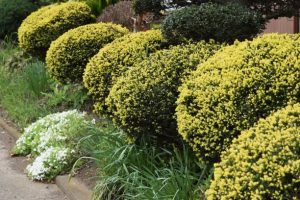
[176,33,300,162]
[133,0,163,15]
[44,83,90,110]
[23,61,52,97]
[161,3,265,44]
[207,103,300,199]
[0,0,38,39]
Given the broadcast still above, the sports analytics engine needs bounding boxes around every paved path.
[0,127,68,200]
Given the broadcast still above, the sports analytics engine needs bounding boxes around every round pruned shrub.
[176,34,300,162]
[0,0,38,39]
[206,103,300,199]
[161,3,265,44]
[83,29,166,113]
[46,23,129,83]
[18,2,94,56]
[106,41,222,143]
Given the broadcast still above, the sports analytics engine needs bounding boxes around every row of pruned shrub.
[104,33,300,199]
[15,1,300,198]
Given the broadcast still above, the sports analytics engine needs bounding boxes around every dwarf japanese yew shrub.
[46,23,129,83]
[18,2,94,56]
[83,30,166,113]
[161,3,265,44]
[206,103,300,199]
[106,41,222,143]
[176,34,300,162]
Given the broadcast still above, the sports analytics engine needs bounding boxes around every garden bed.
[0,0,299,199]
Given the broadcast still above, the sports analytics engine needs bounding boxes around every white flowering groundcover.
[12,110,93,181]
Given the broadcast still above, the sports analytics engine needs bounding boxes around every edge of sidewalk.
[0,118,92,200]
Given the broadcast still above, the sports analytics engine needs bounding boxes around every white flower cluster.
[12,110,91,181]
[14,110,87,155]
[26,147,74,181]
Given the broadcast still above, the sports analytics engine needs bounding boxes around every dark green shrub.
[106,41,222,143]
[46,23,129,83]
[206,103,300,199]
[83,30,166,114]
[18,2,94,56]
[176,34,300,162]
[161,3,265,44]
[0,0,38,39]
[133,0,163,15]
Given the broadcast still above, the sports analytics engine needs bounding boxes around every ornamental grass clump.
[46,23,129,83]
[83,29,166,113]
[12,110,94,181]
[18,2,94,56]
[206,103,300,199]
[106,41,222,143]
[176,34,300,162]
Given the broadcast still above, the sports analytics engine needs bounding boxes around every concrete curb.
[0,117,93,200]
[56,175,92,200]
[0,118,21,139]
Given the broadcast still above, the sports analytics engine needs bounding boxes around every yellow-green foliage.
[18,2,94,55]
[106,41,222,142]
[83,30,166,113]
[176,34,300,162]
[46,23,129,83]
[206,103,300,199]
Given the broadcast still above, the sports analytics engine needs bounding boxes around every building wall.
[264,17,299,34]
